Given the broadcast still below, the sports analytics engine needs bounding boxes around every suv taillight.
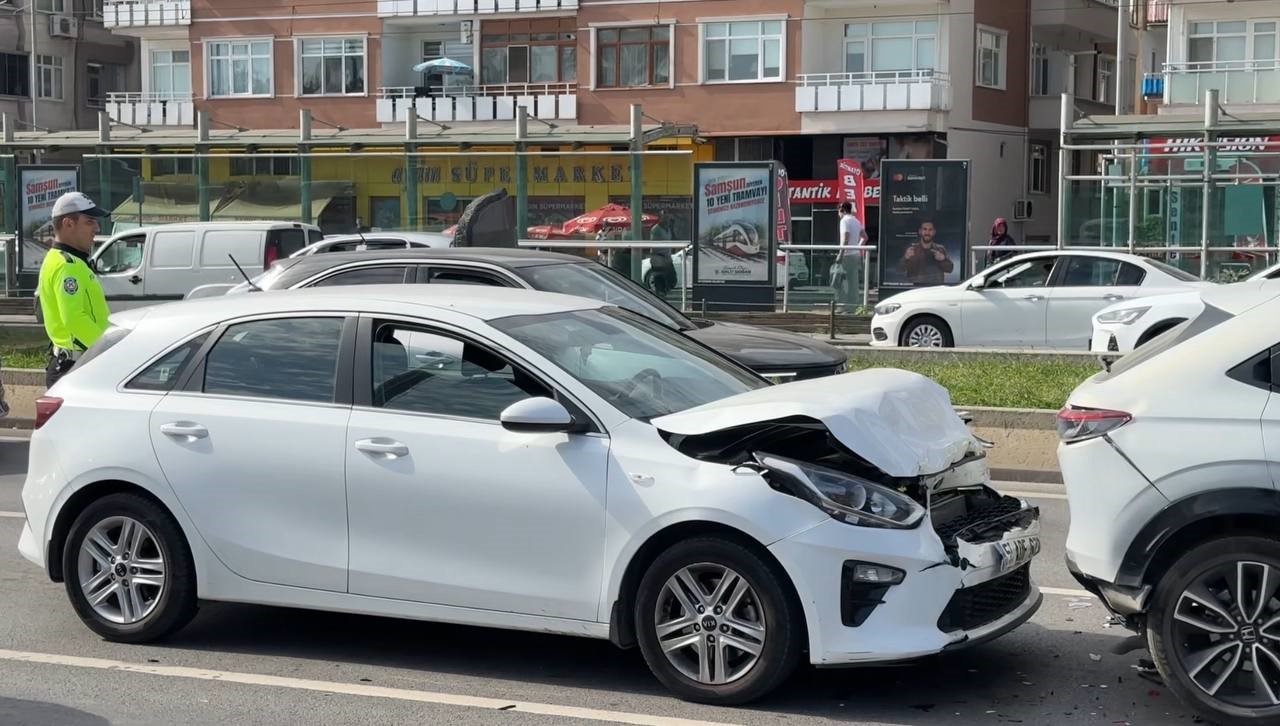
[1057,406,1132,443]
[34,396,63,429]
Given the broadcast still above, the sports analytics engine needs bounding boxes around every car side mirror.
[500,397,578,434]
[968,277,986,291]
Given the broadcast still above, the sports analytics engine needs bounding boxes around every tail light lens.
[34,396,63,430]
[264,242,280,268]
[1057,406,1132,443]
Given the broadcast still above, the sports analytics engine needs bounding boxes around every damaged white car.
[18,285,1042,705]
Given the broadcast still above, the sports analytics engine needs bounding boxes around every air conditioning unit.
[49,15,78,39]
[1013,199,1034,221]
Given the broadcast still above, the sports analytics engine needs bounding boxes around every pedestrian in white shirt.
[833,201,868,307]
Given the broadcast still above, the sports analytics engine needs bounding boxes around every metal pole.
[29,2,36,130]
[1201,89,1218,279]
[406,108,419,232]
[196,111,210,221]
[781,253,790,311]
[515,106,529,245]
[299,109,313,226]
[1116,0,1126,116]
[629,103,643,283]
[680,252,687,312]
[1127,147,1138,250]
[862,251,870,308]
[1058,93,1072,247]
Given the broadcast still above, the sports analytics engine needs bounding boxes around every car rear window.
[1143,258,1201,282]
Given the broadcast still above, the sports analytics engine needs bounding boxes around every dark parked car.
[223,248,849,382]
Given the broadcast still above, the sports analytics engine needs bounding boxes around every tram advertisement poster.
[693,163,774,286]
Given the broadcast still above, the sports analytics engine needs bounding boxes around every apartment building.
[0,1,139,133]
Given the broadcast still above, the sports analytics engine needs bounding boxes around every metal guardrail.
[780,244,875,311]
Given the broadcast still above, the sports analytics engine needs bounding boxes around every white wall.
[946,127,1031,255]
[380,23,470,89]
[139,37,191,97]
[1167,0,1279,65]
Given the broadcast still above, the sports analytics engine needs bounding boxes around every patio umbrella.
[559,203,658,236]
[412,58,473,74]
[527,224,575,240]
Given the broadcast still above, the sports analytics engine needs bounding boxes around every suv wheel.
[1149,537,1280,725]
[63,493,198,643]
[634,537,802,705]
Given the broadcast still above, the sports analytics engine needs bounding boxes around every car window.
[150,231,196,269]
[428,268,512,286]
[519,263,694,331]
[95,235,146,274]
[321,241,362,253]
[363,239,411,251]
[126,333,209,391]
[986,258,1056,289]
[370,321,551,419]
[1143,258,1200,282]
[307,228,324,245]
[203,317,345,403]
[1059,257,1145,287]
[312,265,410,287]
[268,228,309,258]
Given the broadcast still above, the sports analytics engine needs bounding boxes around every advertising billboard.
[878,159,970,294]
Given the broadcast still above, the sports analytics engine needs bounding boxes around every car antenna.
[228,254,262,292]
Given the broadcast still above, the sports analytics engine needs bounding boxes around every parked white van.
[35,221,322,319]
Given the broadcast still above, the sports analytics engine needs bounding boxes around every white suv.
[1061,279,1280,725]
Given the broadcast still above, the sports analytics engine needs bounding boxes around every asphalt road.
[0,439,1201,726]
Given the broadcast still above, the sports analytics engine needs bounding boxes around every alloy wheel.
[907,324,945,347]
[76,516,167,625]
[1171,560,1280,708]
[654,563,767,685]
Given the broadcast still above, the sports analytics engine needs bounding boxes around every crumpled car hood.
[651,368,978,478]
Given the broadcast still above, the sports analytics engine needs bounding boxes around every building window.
[0,54,29,97]
[1188,20,1279,65]
[595,26,671,88]
[230,157,301,176]
[703,20,784,83]
[1029,143,1050,194]
[207,39,273,97]
[976,27,1006,89]
[1096,55,1115,104]
[481,18,577,87]
[420,40,471,94]
[843,19,937,76]
[151,49,192,99]
[87,63,126,107]
[36,0,65,12]
[298,37,366,96]
[36,55,62,101]
[152,157,195,176]
[1031,43,1050,95]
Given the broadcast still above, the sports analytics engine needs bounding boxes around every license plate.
[995,535,1041,574]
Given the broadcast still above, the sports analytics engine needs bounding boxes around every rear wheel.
[1149,537,1280,725]
[900,315,954,348]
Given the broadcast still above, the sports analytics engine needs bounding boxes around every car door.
[91,233,148,309]
[1045,257,1146,348]
[148,314,355,592]
[961,256,1059,347]
[345,316,610,620]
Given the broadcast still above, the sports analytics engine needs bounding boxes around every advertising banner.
[878,159,970,294]
[837,158,867,226]
[19,165,79,271]
[775,163,792,246]
[692,162,776,311]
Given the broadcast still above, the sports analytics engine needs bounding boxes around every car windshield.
[519,263,695,331]
[492,307,766,420]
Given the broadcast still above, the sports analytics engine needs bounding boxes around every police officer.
[37,191,111,387]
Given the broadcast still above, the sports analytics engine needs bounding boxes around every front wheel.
[63,493,198,644]
[900,316,954,348]
[634,537,803,705]
[1148,537,1280,726]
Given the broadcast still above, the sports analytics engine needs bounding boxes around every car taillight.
[34,396,63,429]
[264,242,280,268]
[1056,406,1131,443]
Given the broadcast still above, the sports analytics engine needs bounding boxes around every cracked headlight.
[874,303,901,316]
[1096,306,1150,325]
[755,454,925,529]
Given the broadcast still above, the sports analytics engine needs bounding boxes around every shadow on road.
[153,603,1176,722]
[0,698,109,726]
[0,441,29,477]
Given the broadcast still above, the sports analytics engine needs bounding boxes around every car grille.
[933,495,1029,545]
[937,565,1032,633]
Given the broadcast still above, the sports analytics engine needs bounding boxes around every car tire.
[634,536,803,705]
[63,493,198,644]
[899,315,954,348]
[1148,536,1280,726]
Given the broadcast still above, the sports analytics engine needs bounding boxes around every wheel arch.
[897,311,956,347]
[47,479,189,584]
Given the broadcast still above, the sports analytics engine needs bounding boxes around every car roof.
[113,221,320,239]
[113,283,608,330]
[318,231,451,243]
[273,246,588,278]
[1011,249,1167,264]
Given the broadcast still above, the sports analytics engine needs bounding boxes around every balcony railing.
[379,0,577,16]
[103,1,192,29]
[376,83,577,123]
[106,93,195,127]
[795,70,951,113]
[1165,61,1280,106]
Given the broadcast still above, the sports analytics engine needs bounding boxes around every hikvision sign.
[1155,136,1280,154]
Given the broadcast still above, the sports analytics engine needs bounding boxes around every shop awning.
[213,180,353,222]
[212,195,338,222]
[109,195,206,231]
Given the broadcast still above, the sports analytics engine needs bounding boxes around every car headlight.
[1096,306,1150,325]
[754,454,925,529]
[874,303,901,316]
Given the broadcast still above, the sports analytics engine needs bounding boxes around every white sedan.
[1091,260,1280,354]
[871,250,1207,349]
[19,285,1041,705]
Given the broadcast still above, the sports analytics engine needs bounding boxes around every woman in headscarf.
[985,217,1016,267]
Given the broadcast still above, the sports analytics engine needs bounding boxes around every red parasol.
[558,203,658,236]
[526,224,576,240]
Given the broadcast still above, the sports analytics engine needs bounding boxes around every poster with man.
[878,159,969,294]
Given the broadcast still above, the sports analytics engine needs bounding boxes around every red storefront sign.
[788,178,881,205]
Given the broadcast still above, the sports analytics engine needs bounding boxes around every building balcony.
[378,0,577,17]
[1164,61,1280,107]
[103,1,192,29]
[795,70,951,113]
[106,93,195,127]
[377,84,577,123]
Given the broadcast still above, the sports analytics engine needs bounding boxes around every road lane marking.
[0,511,22,519]
[0,648,739,726]
[1000,490,1068,500]
[1041,586,1096,598]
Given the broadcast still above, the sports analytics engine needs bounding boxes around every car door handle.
[128,275,142,285]
[1023,294,1045,302]
[159,422,208,440]
[1104,294,1126,301]
[355,438,410,459]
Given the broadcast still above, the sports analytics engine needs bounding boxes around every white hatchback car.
[18,285,1042,705]
[1061,280,1280,725]
[871,250,1206,349]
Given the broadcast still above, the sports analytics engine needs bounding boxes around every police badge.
[63,277,79,295]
